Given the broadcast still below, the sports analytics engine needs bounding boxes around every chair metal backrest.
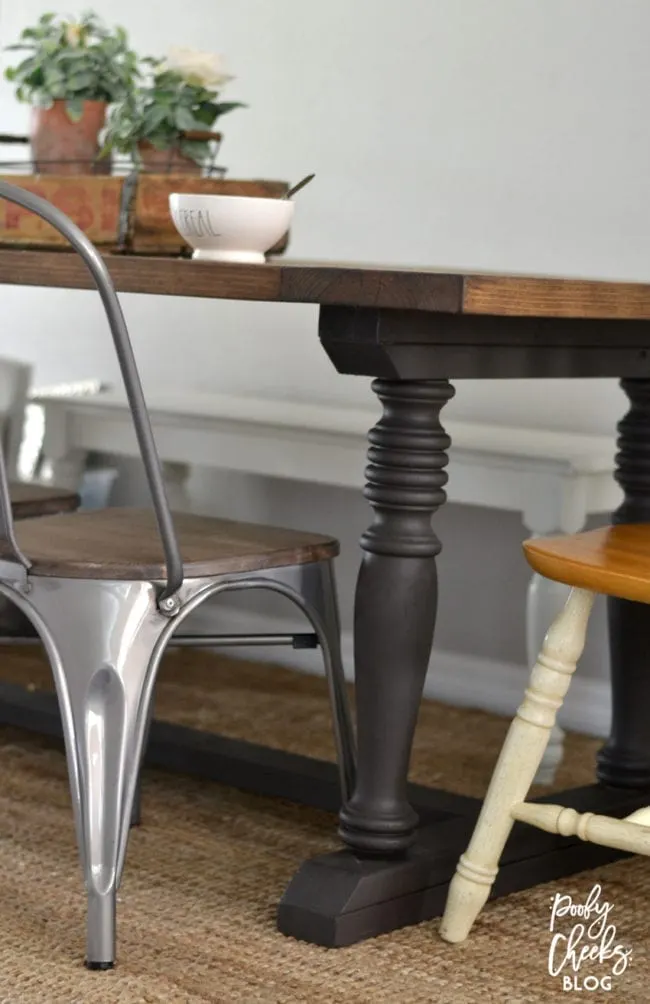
[0,180,183,602]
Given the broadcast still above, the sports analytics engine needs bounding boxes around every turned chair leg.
[526,572,572,784]
[29,578,168,968]
[440,587,594,944]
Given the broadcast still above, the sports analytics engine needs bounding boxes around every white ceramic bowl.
[169,193,294,264]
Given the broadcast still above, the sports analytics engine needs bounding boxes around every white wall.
[1,0,647,424]
[1,0,647,687]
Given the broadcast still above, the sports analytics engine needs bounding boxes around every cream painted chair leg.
[527,571,571,784]
[440,587,594,944]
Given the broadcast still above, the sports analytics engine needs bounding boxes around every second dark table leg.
[599,378,650,787]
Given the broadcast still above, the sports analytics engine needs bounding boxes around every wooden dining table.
[2,250,650,948]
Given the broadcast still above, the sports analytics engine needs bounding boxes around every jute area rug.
[0,645,645,1003]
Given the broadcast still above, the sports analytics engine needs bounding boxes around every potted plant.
[4,11,138,174]
[103,48,245,173]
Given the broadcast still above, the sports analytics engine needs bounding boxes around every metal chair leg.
[27,577,169,968]
[302,560,356,802]
[267,561,356,802]
[130,696,157,827]
[136,559,357,829]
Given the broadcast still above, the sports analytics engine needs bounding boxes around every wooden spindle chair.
[441,523,650,943]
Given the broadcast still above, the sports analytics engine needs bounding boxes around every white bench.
[31,388,620,782]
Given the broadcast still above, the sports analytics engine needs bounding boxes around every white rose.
[64,22,82,47]
[160,48,233,89]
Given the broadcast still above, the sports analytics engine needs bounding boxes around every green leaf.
[67,72,95,92]
[144,103,170,130]
[148,133,175,151]
[192,103,219,125]
[65,97,84,121]
[179,139,210,164]
[174,105,199,131]
[214,101,246,117]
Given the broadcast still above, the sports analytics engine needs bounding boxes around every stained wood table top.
[9,481,79,519]
[1,249,650,319]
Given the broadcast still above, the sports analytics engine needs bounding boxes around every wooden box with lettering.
[0,176,123,248]
[0,174,290,255]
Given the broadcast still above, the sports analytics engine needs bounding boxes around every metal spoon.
[284,173,315,199]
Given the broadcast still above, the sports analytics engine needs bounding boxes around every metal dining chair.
[0,180,355,970]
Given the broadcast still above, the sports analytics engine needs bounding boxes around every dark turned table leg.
[339,379,455,854]
[599,379,650,787]
[278,378,462,942]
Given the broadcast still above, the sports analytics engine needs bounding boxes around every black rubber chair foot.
[85,960,114,971]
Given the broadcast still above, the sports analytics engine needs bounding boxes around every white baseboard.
[184,603,611,739]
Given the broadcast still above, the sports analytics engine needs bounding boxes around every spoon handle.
[285,173,315,199]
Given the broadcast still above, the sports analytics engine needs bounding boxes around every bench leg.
[50,448,87,492]
[162,462,192,512]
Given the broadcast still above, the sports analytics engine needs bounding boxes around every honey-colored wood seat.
[440,521,650,945]
[9,481,79,520]
[524,524,650,604]
[0,507,338,579]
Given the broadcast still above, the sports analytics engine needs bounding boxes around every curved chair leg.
[28,577,169,969]
[440,587,594,944]
[269,561,356,802]
[130,781,143,829]
[129,710,153,828]
[132,560,357,829]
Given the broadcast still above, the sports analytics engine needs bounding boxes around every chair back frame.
[0,181,183,602]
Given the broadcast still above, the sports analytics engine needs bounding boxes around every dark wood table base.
[0,676,646,948]
[278,785,649,947]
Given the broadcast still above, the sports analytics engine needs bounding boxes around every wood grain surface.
[524,524,650,603]
[463,275,650,319]
[9,482,79,520]
[1,507,338,579]
[2,249,650,318]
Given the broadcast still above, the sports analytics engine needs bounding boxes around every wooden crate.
[0,174,290,254]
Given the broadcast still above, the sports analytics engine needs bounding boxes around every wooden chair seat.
[0,507,339,580]
[524,523,650,604]
[9,481,79,520]
[441,522,650,944]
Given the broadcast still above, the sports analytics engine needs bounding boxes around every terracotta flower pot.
[137,140,202,175]
[30,100,110,175]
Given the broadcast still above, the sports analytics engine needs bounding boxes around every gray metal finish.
[167,633,317,647]
[0,558,354,967]
[132,562,356,828]
[0,184,354,968]
[0,181,182,601]
[0,632,318,648]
